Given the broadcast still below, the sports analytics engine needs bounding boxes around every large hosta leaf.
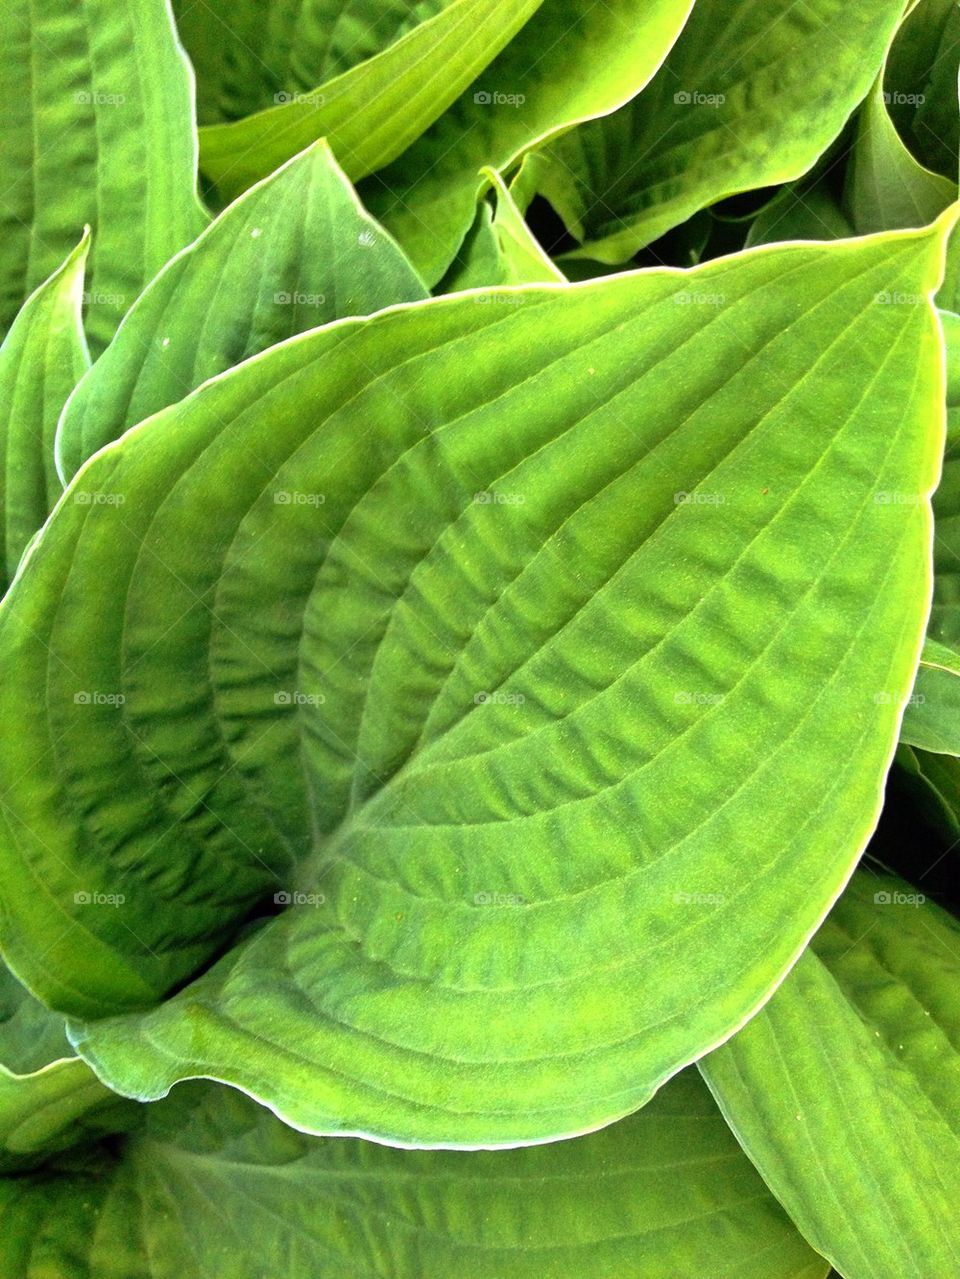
[522,0,908,266]
[56,141,427,482]
[0,965,132,1174]
[361,0,696,283]
[1,234,90,594]
[701,869,960,1277]
[196,0,542,206]
[1,0,206,352]
[0,1070,828,1279]
[0,224,950,1144]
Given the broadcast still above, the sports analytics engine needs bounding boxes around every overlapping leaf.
[745,184,852,250]
[1,0,206,352]
[437,168,564,291]
[57,142,427,482]
[885,0,960,180]
[0,235,90,593]
[196,0,543,205]
[522,0,910,265]
[360,0,696,282]
[702,869,960,1278]
[175,0,455,125]
[844,76,955,235]
[0,1070,828,1279]
[902,638,960,752]
[0,965,132,1174]
[902,305,960,752]
[894,743,960,843]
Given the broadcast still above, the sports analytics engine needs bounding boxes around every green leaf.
[197,0,544,206]
[56,142,428,483]
[174,0,458,125]
[437,168,565,291]
[933,309,960,520]
[701,869,960,1278]
[885,0,960,180]
[892,742,960,843]
[0,1071,828,1279]
[0,967,74,1079]
[524,0,910,266]
[0,234,90,594]
[902,637,960,752]
[0,965,133,1174]
[942,306,960,400]
[0,221,944,1143]
[361,0,696,283]
[1,0,207,353]
[938,225,960,311]
[844,75,956,235]
[901,307,960,753]
[745,185,853,250]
